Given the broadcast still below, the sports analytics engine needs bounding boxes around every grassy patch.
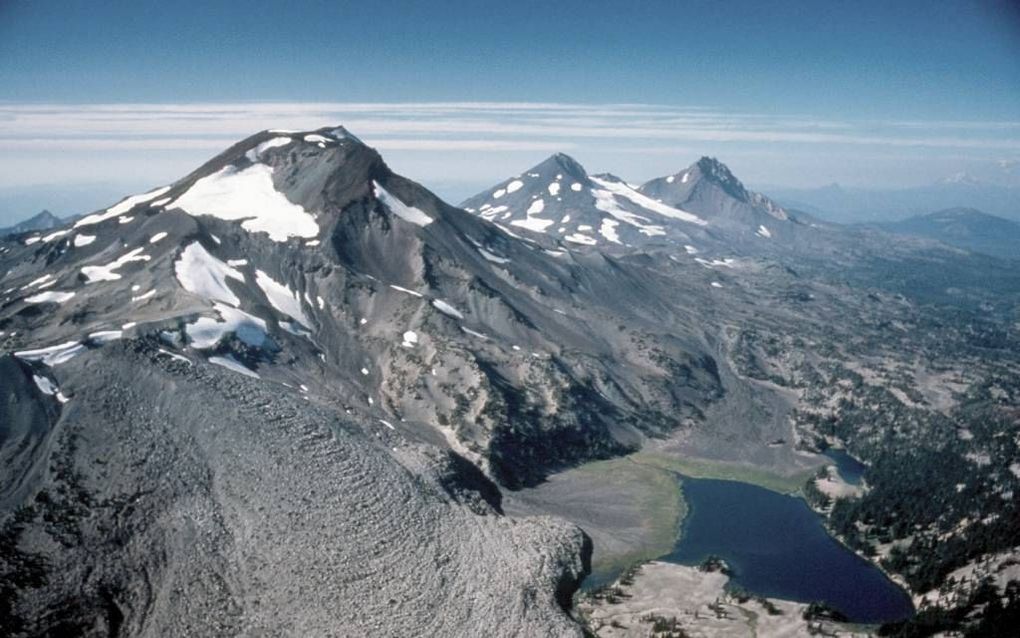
[630,452,815,495]
[573,457,687,580]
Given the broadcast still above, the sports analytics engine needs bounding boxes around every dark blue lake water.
[663,476,914,624]
[823,448,867,486]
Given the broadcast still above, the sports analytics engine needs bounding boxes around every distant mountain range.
[2,127,1018,636]
[766,179,1020,224]
[872,207,1020,260]
[460,153,830,259]
[0,210,65,236]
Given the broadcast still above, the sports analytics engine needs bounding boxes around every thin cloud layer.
[1,102,1017,152]
[1,102,1018,220]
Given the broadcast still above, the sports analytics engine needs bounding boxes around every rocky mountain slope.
[1,128,735,489]
[463,151,1020,635]
[3,128,1019,636]
[639,157,793,235]
[1,344,589,636]
[0,128,609,635]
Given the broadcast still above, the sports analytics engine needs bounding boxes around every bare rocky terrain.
[579,561,870,638]
[2,344,589,636]
[2,126,1018,636]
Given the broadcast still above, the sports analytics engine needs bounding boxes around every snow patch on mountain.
[565,233,597,245]
[21,274,54,290]
[432,299,464,319]
[373,182,434,227]
[89,330,123,343]
[256,269,311,328]
[590,176,707,226]
[81,247,151,283]
[209,354,260,378]
[32,374,69,402]
[186,303,268,349]
[477,247,511,264]
[245,136,293,161]
[25,290,75,304]
[174,242,245,305]
[170,164,319,241]
[590,189,665,237]
[41,229,70,242]
[599,219,621,244]
[15,340,86,366]
[461,326,488,340]
[75,185,171,228]
[511,198,554,233]
[390,284,424,298]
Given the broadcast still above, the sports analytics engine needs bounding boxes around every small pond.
[823,447,867,485]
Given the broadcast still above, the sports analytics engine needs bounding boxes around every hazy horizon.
[1,0,1018,224]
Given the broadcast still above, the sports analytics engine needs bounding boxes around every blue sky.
[1,0,1018,222]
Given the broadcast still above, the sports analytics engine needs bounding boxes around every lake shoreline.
[662,473,914,624]
[510,450,916,624]
[578,560,880,637]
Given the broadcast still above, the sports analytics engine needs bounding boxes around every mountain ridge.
[3,126,1019,636]
[873,206,1020,260]
[0,209,65,237]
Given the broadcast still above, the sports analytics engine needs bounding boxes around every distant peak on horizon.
[936,171,984,187]
[527,153,590,180]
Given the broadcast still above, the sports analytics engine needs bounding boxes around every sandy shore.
[578,561,875,637]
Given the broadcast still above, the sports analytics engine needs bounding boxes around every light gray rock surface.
[2,343,590,636]
[3,127,1019,636]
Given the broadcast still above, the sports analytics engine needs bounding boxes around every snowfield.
[256,269,311,327]
[175,242,245,306]
[170,164,319,241]
[186,303,268,349]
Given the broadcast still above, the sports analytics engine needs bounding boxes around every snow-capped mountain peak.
[0,125,491,383]
[640,157,790,226]
[461,154,706,248]
[537,152,589,181]
[0,124,725,497]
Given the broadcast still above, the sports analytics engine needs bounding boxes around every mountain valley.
[2,127,1018,637]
